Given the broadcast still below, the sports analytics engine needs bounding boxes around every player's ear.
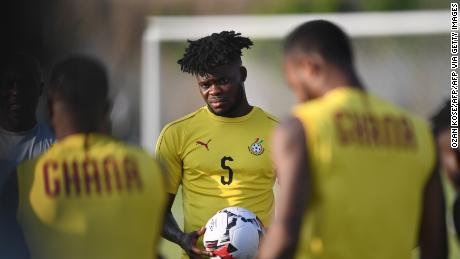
[306,53,324,77]
[295,53,321,80]
[240,66,247,82]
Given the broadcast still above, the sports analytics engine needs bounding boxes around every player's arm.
[156,125,212,258]
[0,170,30,259]
[162,194,212,258]
[418,157,447,259]
[258,117,310,259]
[162,194,183,243]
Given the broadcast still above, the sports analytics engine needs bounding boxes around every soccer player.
[259,20,447,259]
[156,31,277,258]
[0,55,166,259]
[0,53,55,189]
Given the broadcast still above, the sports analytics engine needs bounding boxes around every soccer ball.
[203,207,265,259]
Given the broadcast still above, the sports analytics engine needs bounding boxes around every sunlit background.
[1,0,453,258]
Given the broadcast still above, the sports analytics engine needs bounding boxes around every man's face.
[0,66,41,130]
[196,63,246,116]
[283,55,312,103]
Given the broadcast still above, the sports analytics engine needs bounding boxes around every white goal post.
[141,10,449,152]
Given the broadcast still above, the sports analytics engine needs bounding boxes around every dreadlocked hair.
[178,31,253,75]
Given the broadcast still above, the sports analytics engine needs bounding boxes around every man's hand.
[162,194,212,258]
[179,227,213,259]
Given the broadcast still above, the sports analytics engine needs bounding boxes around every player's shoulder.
[92,138,164,183]
[371,94,434,140]
[402,110,434,140]
[373,95,429,128]
[102,136,151,158]
[292,98,325,120]
[159,107,206,137]
[106,138,162,166]
[254,106,279,124]
[403,109,430,129]
[123,144,164,174]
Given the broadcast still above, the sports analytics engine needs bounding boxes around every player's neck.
[52,101,108,140]
[234,99,252,117]
[318,70,364,96]
[221,98,252,118]
[55,126,106,140]
[54,115,106,140]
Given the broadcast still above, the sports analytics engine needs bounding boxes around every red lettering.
[401,117,417,149]
[103,156,122,193]
[43,156,146,198]
[43,160,60,197]
[124,157,143,192]
[354,112,368,144]
[366,114,380,146]
[63,160,81,196]
[83,158,101,195]
[335,111,350,144]
[394,118,405,147]
[334,111,417,150]
[382,116,395,147]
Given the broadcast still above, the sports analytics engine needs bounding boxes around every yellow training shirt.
[292,88,436,259]
[156,106,277,233]
[17,134,166,259]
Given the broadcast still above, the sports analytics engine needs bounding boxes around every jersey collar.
[205,106,258,123]
[59,133,113,148]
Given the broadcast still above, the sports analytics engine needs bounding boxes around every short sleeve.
[155,124,182,194]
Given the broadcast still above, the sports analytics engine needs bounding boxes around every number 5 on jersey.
[221,156,234,185]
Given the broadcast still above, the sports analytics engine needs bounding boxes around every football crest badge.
[248,138,264,155]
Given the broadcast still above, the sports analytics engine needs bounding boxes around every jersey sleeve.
[155,124,183,194]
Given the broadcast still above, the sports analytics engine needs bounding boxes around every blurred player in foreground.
[259,20,447,259]
[0,55,166,259]
[431,100,460,250]
[156,31,277,258]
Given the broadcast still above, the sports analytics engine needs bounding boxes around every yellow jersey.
[292,88,436,259]
[155,106,277,233]
[16,134,166,259]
